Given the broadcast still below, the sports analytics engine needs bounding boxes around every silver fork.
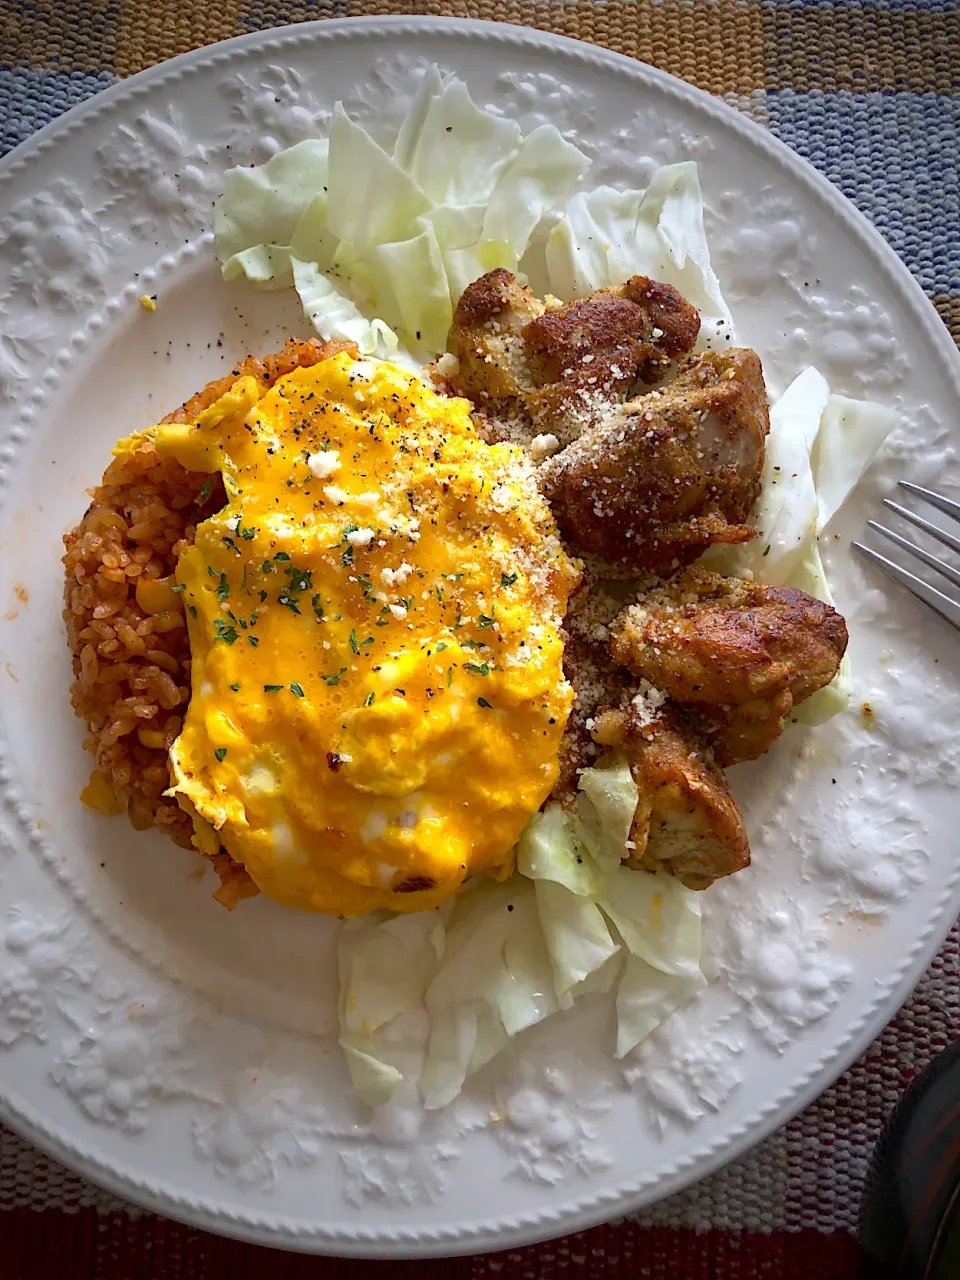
[854,482,960,630]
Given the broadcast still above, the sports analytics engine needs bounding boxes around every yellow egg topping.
[152,352,579,916]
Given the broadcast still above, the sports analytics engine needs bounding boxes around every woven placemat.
[2,2,959,1276]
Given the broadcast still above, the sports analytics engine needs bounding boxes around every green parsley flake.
[273,552,290,562]
[215,573,230,603]
[197,479,214,505]
[229,682,240,692]
[477,614,495,630]
[349,629,360,655]
[290,682,305,699]
[477,696,493,709]
[187,604,197,618]
[263,684,283,693]
[214,747,227,763]
[323,668,348,686]
[213,619,238,645]
[501,572,518,587]
[247,635,259,647]
[465,662,490,676]
[364,692,375,707]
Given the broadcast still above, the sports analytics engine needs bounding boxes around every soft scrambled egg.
[151,352,579,916]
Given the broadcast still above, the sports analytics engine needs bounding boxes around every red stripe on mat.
[0,1211,863,1279]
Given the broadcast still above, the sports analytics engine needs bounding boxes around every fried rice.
[62,337,353,908]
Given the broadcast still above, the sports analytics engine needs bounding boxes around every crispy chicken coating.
[553,565,638,801]
[522,278,701,447]
[445,268,545,409]
[539,349,770,575]
[610,568,848,764]
[446,269,700,449]
[593,702,750,890]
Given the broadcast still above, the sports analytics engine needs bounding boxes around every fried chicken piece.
[446,269,700,450]
[522,278,701,447]
[610,568,848,764]
[446,268,545,411]
[593,701,750,890]
[539,348,770,575]
[552,565,638,801]
[690,696,794,768]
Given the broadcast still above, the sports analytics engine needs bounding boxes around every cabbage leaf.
[337,910,443,1106]
[214,68,590,355]
[291,258,398,356]
[215,139,331,278]
[545,162,733,347]
[336,753,706,1111]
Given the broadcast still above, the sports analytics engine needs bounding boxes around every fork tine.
[853,542,960,632]
[867,521,960,592]
[897,481,960,523]
[882,499,960,558]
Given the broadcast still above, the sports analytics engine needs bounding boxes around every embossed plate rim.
[0,16,959,1257]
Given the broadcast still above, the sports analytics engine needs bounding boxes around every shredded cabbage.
[544,162,734,347]
[215,139,331,281]
[214,69,589,356]
[291,258,398,357]
[337,911,442,1106]
[337,754,705,1109]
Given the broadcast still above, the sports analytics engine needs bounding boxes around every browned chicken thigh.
[445,267,545,411]
[539,349,770,575]
[521,277,701,447]
[591,701,751,891]
[610,568,849,765]
[446,268,700,450]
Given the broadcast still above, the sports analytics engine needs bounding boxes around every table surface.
[2,1,959,1275]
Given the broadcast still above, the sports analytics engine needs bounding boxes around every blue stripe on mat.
[0,68,116,157]
[768,90,960,296]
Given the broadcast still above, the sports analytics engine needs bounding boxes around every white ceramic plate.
[1,16,959,1259]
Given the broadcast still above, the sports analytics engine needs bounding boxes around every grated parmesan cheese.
[307,450,341,480]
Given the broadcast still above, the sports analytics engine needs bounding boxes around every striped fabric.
[1,2,959,1275]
